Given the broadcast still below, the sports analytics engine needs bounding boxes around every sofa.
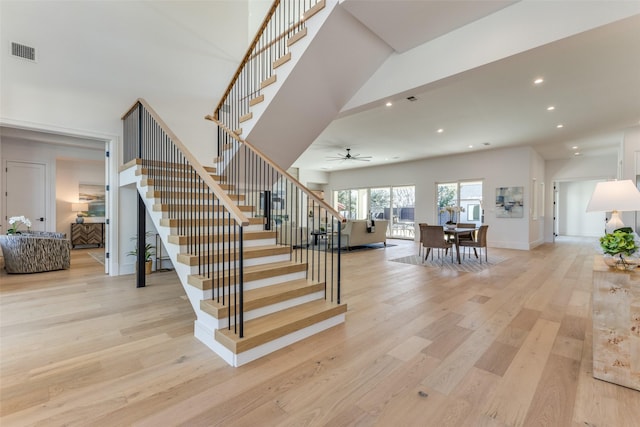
[333,220,389,250]
[0,231,71,273]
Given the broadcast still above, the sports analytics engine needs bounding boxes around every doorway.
[5,161,47,232]
[554,179,606,238]
[1,125,116,275]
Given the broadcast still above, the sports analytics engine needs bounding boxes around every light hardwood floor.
[1,239,639,426]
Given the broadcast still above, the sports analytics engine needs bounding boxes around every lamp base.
[76,216,85,224]
[605,210,625,234]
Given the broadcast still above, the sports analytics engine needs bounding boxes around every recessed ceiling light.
[385,101,392,107]
[534,77,544,85]
[468,145,473,149]
[574,152,581,156]
[572,145,578,150]
[557,124,564,128]
[547,106,555,111]
[437,128,444,133]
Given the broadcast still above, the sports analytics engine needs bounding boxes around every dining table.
[444,227,477,264]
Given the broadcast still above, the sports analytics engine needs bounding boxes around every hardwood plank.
[522,353,580,427]
[474,340,519,377]
[2,239,640,426]
[481,318,561,426]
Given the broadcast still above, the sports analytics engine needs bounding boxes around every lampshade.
[586,179,640,233]
[71,203,89,212]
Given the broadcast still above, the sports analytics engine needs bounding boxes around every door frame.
[4,160,48,232]
[0,118,120,276]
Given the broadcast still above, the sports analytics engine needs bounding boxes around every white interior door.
[5,161,47,232]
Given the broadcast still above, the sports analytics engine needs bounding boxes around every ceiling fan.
[326,148,372,162]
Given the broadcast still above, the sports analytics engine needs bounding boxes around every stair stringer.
[126,165,346,367]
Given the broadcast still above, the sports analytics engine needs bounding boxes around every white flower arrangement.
[8,215,32,234]
[439,205,465,223]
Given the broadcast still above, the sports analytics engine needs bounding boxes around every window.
[333,185,415,239]
[437,180,483,225]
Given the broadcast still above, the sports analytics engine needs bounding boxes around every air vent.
[11,42,36,62]
[406,96,418,102]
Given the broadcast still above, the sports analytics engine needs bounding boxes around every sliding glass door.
[333,185,415,239]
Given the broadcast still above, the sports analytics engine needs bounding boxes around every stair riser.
[168,232,276,245]
[162,224,265,234]
[198,291,325,330]
[142,181,234,191]
[175,239,276,252]
[184,254,291,275]
[154,206,255,215]
[146,192,245,202]
[136,162,215,170]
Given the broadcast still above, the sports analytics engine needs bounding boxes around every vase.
[604,253,639,270]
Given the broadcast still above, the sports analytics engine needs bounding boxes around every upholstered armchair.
[0,231,71,273]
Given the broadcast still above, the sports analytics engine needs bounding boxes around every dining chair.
[458,225,489,263]
[418,223,428,257]
[456,222,476,244]
[422,225,453,264]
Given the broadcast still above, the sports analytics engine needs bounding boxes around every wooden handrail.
[132,98,250,227]
[208,115,345,223]
[214,0,281,120]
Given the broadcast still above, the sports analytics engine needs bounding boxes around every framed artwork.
[496,186,524,218]
[79,183,106,218]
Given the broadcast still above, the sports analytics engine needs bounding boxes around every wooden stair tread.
[141,179,233,190]
[187,260,307,290]
[215,300,347,353]
[273,52,291,69]
[287,28,307,47]
[200,279,325,318]
[132,159,216,173]
[178,245,290,266]
[261,75,277,89]
[168,230,275,245]
[154,203,254,213]
[146,190,245,201]
[159,217,263,227]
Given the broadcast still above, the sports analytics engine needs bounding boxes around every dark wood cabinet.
[71,223,104,248]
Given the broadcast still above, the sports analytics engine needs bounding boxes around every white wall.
[326,145,536,250]
[1,1,249,162]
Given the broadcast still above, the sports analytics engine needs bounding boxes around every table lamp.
[585,179,640,234]
[71,202,89,223]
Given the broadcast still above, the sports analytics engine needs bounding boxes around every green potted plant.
[599,227,638,270]
[128,232,155,274]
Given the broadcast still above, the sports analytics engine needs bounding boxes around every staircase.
[118,0,380,367]
[121,97,345,367]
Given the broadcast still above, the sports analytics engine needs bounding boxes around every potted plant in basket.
[128,232,155,275]
[599,227,639,270]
